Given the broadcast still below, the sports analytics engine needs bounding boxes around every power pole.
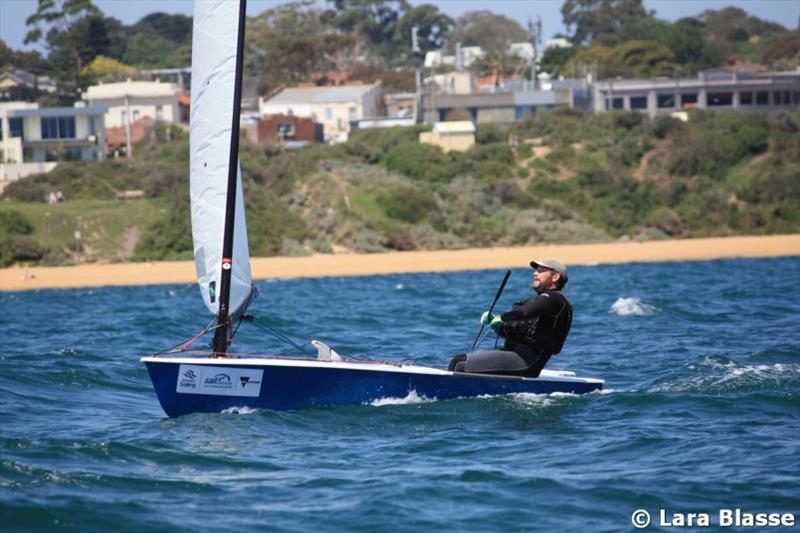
[412,26,422,124]
[528,16,542,90]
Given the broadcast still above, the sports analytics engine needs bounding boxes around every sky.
[1,0,799,55]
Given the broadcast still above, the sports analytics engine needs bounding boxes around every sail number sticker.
[176,364,263,397]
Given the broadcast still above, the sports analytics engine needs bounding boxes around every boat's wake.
[221,405,261,415]
[368,390,435,406]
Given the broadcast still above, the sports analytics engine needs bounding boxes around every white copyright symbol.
[631,509,651,528]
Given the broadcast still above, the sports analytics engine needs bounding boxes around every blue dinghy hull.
[141,356,604,417]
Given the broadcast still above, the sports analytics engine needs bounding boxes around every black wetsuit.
[450,290,572,377]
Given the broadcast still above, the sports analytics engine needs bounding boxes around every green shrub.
[476,123,505,144]
[0,209,34,240]
[0,236,47,267]
[384,141,461,182]
[377,185,438,224]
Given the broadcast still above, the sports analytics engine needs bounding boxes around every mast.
[212,0,248,356]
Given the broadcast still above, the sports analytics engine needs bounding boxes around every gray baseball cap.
[530,258,568,281]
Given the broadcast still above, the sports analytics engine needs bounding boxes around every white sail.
[190,0,252,316]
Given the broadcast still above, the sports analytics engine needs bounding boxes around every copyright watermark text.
[631,509,796,529]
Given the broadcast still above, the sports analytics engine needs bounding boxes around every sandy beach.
[1,234,798,292]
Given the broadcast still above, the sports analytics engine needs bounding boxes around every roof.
[84,80,181,100]
[265,84,378,105]
[0,69,36,88]
[433,121,476,134]
[8,105,108,118]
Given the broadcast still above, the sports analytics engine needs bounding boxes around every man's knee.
[448,353,467,372]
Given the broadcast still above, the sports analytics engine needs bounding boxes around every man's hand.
[488,316,503,331]
[480,311,493,325]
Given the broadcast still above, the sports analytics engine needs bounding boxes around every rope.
[151,318,218,356]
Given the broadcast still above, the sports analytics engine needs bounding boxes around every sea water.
[1,256,798,532]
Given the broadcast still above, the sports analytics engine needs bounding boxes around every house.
[421,89,572,124]
[105,116,154,156]
[424,45,484,70]
[83,79,182,128]
[0,69,56,102]
[0,101,107,182]
[419,121,476,153]
[424,72,475,95]
[593,68,800,117]
[248,114,322,145]
[384,92,418,118]
[259,82,382,143]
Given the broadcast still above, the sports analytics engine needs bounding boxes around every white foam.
[395,283,404,290]
[369,390,435,406]
[609,297,657,316]
[221,406,260,415]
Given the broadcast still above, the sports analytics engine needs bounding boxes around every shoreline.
[1,234,798,292]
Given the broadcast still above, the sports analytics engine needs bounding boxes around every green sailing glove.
[488,316,503,331]
[480,311,493,325]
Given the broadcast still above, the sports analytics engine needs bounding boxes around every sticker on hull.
[177,364,263,397]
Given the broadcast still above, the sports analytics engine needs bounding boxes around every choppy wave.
[609,297,658,315]
[648,355,800,394]
[1,256,798,531]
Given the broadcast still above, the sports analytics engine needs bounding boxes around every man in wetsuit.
[448,259,572,378]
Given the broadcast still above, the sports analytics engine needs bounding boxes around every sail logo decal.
[177,365,263,397]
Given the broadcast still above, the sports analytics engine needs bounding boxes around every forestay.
[189,0,252,316]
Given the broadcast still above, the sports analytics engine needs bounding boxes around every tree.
[0,39,49,73]
[539,46,578,77]
[563,45,618,78]
[610,40,675,77]
[83,55,136,81]
[396,4,453,53]
[24,1,117,92]
[247,4,354,88]
[663,18,724,73]
[324,0,409,60]
[447,11,527,54]
[561,0,651,45]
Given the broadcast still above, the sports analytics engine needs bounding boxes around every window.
[783,91,791,105]
[276,123,295,137]
[348,106,357,120]
[133,110,140,121]
[41,116,76,139]
[324,107,332,120]
[89,117,96,136]
[630,96,647,109]
[606,97,623,110]
[793,91,800,105]
[121,110,127,123]
[707,92,732,106]
[756,91,769,105]
[740,92,753,105]
[64,147,82,161]
[681,93,698,108]
[156,105,163,121]
[773,91,782,105]
[9,118,23,139]
[657,94,675,108]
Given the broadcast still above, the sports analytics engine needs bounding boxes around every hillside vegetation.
[1,110,798,266]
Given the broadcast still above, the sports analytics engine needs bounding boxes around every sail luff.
[190,0,253,324]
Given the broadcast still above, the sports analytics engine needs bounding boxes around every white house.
[419,121,476,153]
[83,79,181,128]
[259,82,382,143]
[0,101,107,182]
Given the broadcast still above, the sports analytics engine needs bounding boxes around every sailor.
[449,259,572,377]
